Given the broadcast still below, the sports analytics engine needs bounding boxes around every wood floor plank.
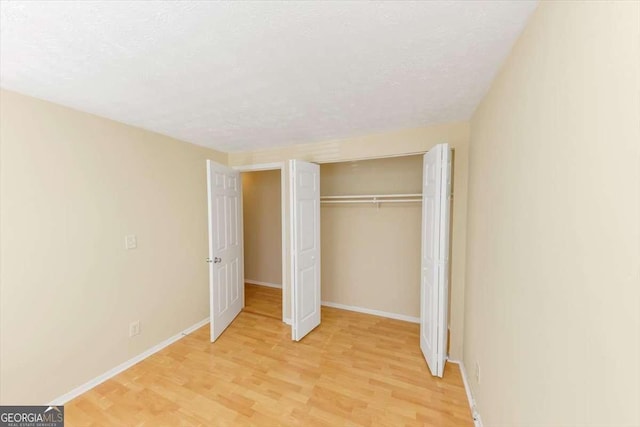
[65,285,473,426]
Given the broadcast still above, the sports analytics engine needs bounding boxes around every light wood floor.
[65,284,472,426]
[243,283,283,320]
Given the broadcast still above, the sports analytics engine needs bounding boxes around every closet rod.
[320,193,422,200]
[321,199,422,204]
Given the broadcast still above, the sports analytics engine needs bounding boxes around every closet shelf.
[320,193,422,205]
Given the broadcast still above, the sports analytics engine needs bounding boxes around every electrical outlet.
[129,321,140,337]
[475,362,481,384]
[125,234,137,250]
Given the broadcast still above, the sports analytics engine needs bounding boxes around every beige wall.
[241,170,282,285]
[0,89,226,404]
[464,2,640,425]
[229,122,469,360]
[320,156,422,317]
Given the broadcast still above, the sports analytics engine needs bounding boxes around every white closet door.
[420,144,452,377]
[207,160,244,342]
[289,160,321,341]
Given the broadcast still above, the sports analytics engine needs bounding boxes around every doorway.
[240,169,284,321]
[234,163,288,324]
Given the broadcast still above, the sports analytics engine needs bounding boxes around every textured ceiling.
[0,1,537,152]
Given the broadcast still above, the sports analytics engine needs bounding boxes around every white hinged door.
[207,160,244,342]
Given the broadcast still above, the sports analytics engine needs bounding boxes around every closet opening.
[319,149,454,375]
[319,154,424,322]
[238,165,286,323]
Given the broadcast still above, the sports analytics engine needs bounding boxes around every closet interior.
[319,154,423,320]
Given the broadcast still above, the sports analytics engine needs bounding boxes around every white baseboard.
[48,317,209,405]
[448,359,483,427]
[245,279,282,289]
[283,317,292,325]
[320,301,420,323]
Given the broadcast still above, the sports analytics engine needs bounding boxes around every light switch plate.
[129,321,140,337]
[125,234,137,250]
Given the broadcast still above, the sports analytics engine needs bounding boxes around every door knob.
[214,257,222,263]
